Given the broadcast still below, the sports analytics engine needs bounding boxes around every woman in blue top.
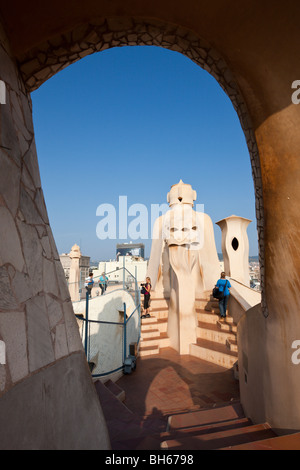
[99,272,108,295]
[216,272,231,318]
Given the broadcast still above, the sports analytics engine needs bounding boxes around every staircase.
[139,292,239,375]
[189,293,239,375]
[139,297,170,356]
[96,379,300,450]
[95,293,300,450]
[160,400,279,450]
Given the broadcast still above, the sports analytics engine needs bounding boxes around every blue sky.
[31,45,258,261]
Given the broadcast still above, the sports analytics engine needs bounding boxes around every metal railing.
[73,266,141,378]
[68,257,140,300]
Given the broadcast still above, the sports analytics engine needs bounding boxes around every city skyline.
[31,45,258,260]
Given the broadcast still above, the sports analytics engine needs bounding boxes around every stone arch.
[18,17,266,314]
[2,2,300,446]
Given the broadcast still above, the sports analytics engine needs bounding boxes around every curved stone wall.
[73,289,138,380]
[0,21,110,449]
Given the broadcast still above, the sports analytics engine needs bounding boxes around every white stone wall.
[73,290,139,379]
[96,257,148,283]
[0,20,110,450]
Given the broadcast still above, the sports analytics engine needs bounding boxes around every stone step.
[149,307,168,320]
[205,305,220,314]
[161,417,252,443]
[160,422,276,450]
[149,304,168,310]
[196,309,234,326]
[139,344,159,357]
[221,431,300,450]
[141,318,168,333]
[140,333,170,349]
[156,318,168,333]
[220,314,234,324]
[141,328,160,339]
[94,380,134,422]
[196,309,220,325]
[149,298,169,309]
[190,338,238,369]
[141,321,158,331]
[195,292,211,302]
[104,379,125,402]
[141,316,158,324]
[195,297,209,303]
[167,401,245,431]
[217,319,237,333]
[196,322,236,346]
[195,299,220,309]
[226,338,238,352]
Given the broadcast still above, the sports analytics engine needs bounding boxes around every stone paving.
[95,347,240,449]
[117,347,240,417]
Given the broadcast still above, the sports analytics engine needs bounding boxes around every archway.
[20,17,266,308]
[31,42,258,267]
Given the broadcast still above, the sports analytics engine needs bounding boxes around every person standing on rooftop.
[85,272,94,299]
[216,272,231,318]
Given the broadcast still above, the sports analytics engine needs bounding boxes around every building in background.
[116,242,145,259]
[249,260,261,291]
[60,249,90,288]
[94,256,148,284]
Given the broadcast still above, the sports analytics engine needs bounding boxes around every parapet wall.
[228,278,261,324]
[73,289,139,382]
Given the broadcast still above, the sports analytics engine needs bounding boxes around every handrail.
[68,265,140,307]
[226,277,261,326]
[75,316,124,326]
[84,291,88,356]
[66,264,140,286]
[228,277,261,310]
[75,300,141,379]
[229,277,261,293]
[74,265,141,379]
[92,366,124,378]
